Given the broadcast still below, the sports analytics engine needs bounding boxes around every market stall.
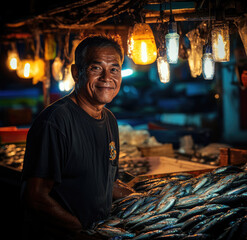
[0,0,247,239]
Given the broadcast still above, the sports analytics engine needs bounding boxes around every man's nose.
[100,69,111,81]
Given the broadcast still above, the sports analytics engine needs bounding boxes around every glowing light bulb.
[165,33,180,64]
[141,42,148,63]
[10,57,18,70]
[130,23,157,65]
[17,59,34,79]
[157,56,170,83]
[24,63,31,78]
[202,53,215,80]
[7,51,19,70]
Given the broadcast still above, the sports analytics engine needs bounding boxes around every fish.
[124,211,155,227]
[175,196,205,209]
[195,208,245,234]
[211,165,243,174]
[140,218,177,232]
[154,233,187,239]
[208,194,247,206]
[129,212,173,231]
[177,204,218,222]
[131,229,163,240]
[122,197,146,218]
[156,196,177,214]
[192,177,210,194]
[201,204,230,216]
[181,214,207,232]
[224,184,247,195]
[96,226,135,238]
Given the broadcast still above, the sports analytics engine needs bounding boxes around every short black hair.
[75,35,124,70]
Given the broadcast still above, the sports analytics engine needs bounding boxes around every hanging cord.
[169,0,174,22]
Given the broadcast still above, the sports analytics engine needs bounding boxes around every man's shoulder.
[31,96,74,129]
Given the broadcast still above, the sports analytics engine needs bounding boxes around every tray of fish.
[0,143,25,170]
[87,165,247,239]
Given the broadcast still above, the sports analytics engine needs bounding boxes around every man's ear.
[71,64,79,83]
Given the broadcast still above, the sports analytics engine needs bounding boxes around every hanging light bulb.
[165,22,180,64]
[202,46,215,80]
[157,55,170,83]
[6,43,19,70]
[16,58,34,79]
[32,57,46,84]
[212,22,230,62]
[59,65,74,92]
[130,23,157,65]
[165,1,179,64]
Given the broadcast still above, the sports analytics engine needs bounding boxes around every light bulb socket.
[168,21,177,34]
[203,45,212,54]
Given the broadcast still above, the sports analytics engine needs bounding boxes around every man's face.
[79,46,122,106]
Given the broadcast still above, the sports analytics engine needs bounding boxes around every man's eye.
[111,68,119,73]
[90,66,101,71]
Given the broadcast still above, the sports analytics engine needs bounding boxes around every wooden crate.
[220,148,247,166]
[138,144,174,157]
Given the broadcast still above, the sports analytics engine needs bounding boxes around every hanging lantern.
[16,58,34,79]
[157,55,170,83]
[187,29,204,78]
[32,58,46,84]
[44,34,56,60]
[211,22,230,62]
[131,23,157,65]
[234,16,247,56]
[59,65,74,92]
[202,46,215,80]
[6,43,19,70]
[52,57,64,81]
[7,50,19,70]
[165,22,180,64]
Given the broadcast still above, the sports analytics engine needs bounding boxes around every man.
[21,35,135,240]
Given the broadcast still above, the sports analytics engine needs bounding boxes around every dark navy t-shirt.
[22,95,119,231]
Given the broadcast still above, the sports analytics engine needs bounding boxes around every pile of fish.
[0,143,25,169]
[89,165,247,239]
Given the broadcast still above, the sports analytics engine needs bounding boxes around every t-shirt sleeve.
[22,121,68,184]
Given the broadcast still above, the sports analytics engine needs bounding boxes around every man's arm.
[25,177,82,233]
[112,179,136,200]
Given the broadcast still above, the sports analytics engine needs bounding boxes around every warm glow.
[24,63,31,78]
[59,65,74,92]
[16,59,34,79]
[187,29,204,78]
[157,56,170,83]
[7,51,19,70]
[130,23,157,65]
[141,42,148,63]
[165,32,180,64]
[52,57,64,81]
[215,93,220,99]
[121,69,133,77]
[202,53,215,80]
[212,23,230,62]
[32,58,46,84]
[10,58,18,70]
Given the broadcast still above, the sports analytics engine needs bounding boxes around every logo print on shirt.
[109,141,116,161]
